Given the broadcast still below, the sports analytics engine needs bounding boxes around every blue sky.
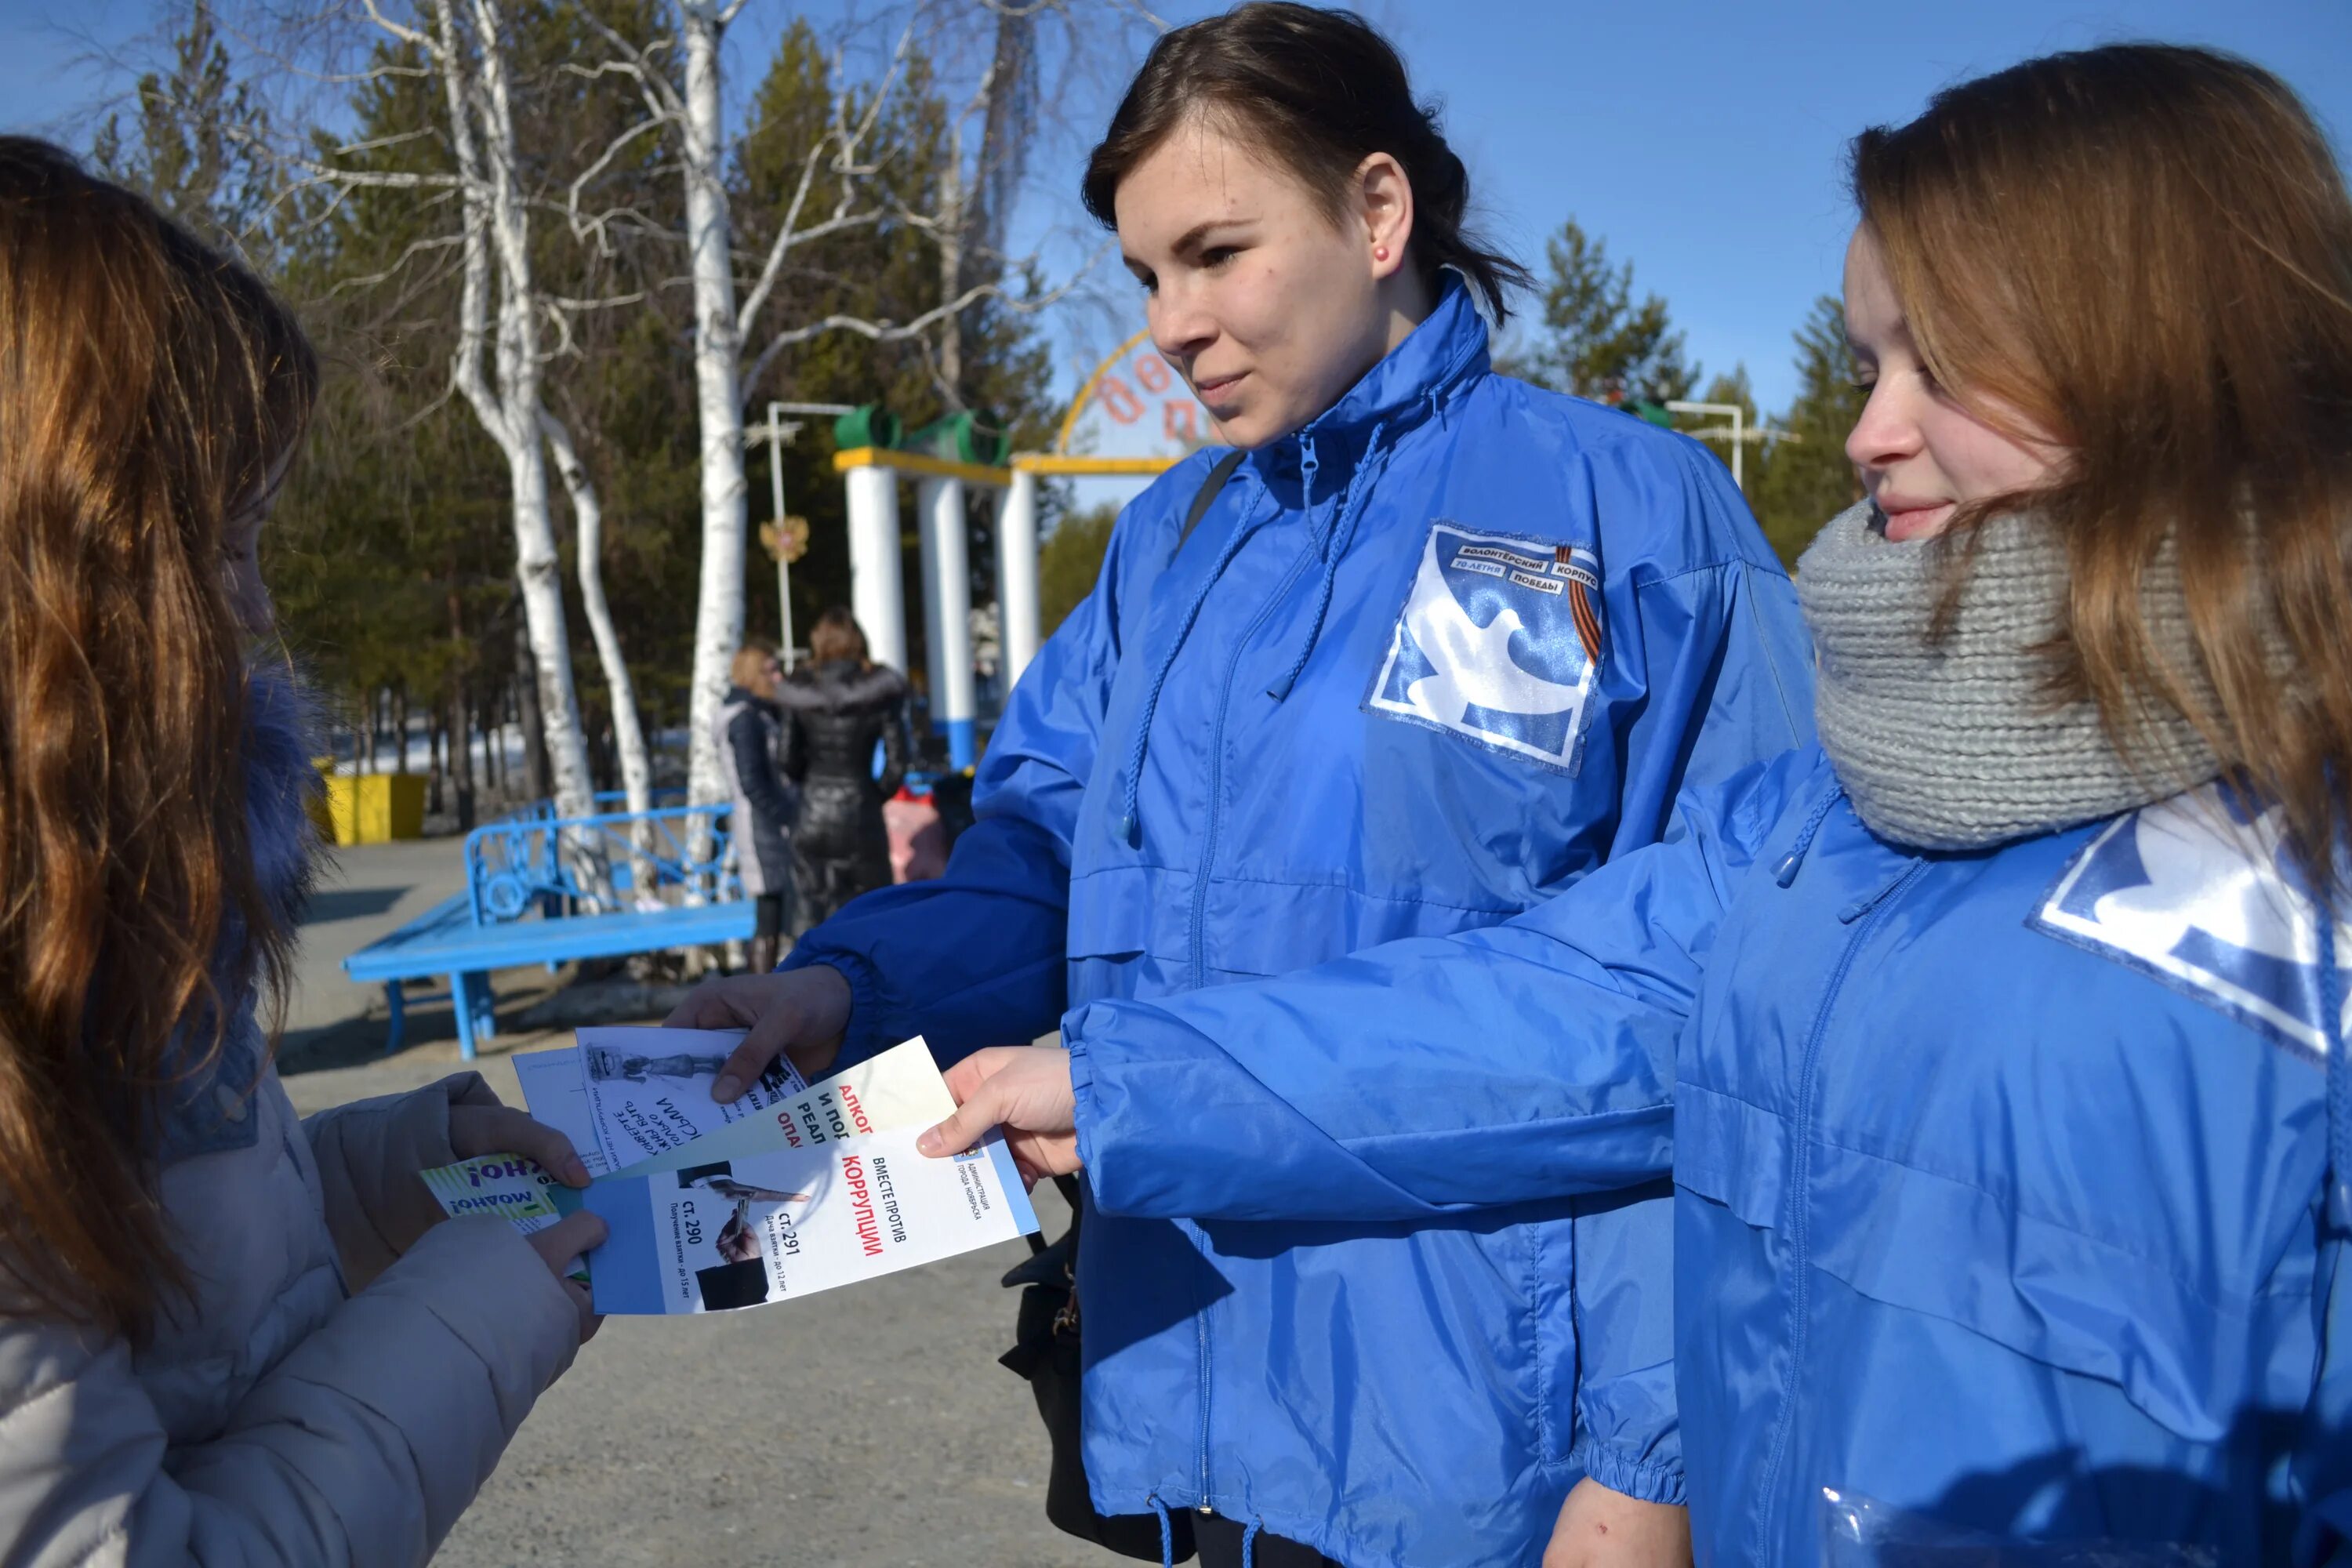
[7,0,2347,420]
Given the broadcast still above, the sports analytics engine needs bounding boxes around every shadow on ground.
[298,886,412,926]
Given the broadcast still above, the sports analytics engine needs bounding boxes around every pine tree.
[93,2,271,253]
[1753,296,1867,567]
[731,27,1053,683]
[1512,217,1697,407]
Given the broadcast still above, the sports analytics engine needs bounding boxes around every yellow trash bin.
[321,771,427,845]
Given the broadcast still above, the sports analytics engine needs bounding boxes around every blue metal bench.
[343,802,753,1060]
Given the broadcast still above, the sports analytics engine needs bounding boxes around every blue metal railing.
[480,786,688,832]
[462,802,740,926]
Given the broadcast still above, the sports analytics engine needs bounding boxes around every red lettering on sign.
[1134,353,1172,394]
[1098,376,1142,424]
[1163,401,1199,443]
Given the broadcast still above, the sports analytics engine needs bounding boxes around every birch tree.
[330,0,602,828]
[568,1,888,813]
[542,405,655,833]
[573,2,1089,812]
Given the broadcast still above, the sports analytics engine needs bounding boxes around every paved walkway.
[285,836,590,1070]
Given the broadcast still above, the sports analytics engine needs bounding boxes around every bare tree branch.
[732,20,913,339]
[740,261,1094,401]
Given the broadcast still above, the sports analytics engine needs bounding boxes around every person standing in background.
[778,608,909,931]
[717,641,800,974]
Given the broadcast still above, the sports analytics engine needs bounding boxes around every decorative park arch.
[833,333,1226,770]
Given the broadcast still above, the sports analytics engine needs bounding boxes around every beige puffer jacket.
[0,1067,581,1567]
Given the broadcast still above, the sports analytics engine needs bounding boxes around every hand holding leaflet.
[916,1044,1080,1185]
[573,1025,810,1166]
[605,1036,956,1177]
[445,1097,594,1187]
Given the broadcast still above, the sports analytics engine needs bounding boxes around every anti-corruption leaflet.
[580,1123,1037,1315]
[513,1026,810,1172]
[604,1036,954,1179]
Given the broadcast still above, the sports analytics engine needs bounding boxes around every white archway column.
[998,467,1042,692]
[916,476,977,770]
[845,463,906,677]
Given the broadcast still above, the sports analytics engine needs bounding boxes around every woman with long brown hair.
[774,607,907,931]
[0,138,604,1563]
[920,42,2352,1564]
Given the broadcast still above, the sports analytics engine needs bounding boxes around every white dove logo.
[2035,784,2350,1057]
[2089,802,2317,967]
[1368,524,1597,768]
[1397,542,1587,723]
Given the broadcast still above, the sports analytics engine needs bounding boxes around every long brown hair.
[808,608,869,669]
[1853,45,2352,887]
[1081,3,1530,321]
[0,140,317,1338]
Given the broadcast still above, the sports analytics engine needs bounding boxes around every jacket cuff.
[1569,1443,1686,1508]
[1066,1025,1102,1173]
[776,946,888,1070]
[305,1072,495,1288]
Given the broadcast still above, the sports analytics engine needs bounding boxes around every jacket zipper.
[1750,857,1925,1555]
[1181,475,1317,1512]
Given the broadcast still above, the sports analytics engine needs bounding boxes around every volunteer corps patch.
[2032,782,2350,1060]
[1366,522,1602,771]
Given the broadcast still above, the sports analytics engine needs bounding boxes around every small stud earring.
[1374,245,1389,262]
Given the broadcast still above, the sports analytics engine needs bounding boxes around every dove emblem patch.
[2032,783,2350,1059]
[1366,522,1602,771]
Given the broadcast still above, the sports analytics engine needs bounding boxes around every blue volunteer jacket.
[1065,741,2352,1565]
[783,281,1814,1564]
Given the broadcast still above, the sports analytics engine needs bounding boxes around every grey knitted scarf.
[1795,500,2220,851]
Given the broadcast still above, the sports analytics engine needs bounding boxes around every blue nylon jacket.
[782,281,1815,1564]
[1071,741,2351,1565]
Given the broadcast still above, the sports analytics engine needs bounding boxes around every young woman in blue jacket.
[670,5,1812,1563]
[924,41,2352,1567]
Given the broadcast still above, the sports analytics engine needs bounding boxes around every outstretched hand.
[660,964,853,1102]
[916,1045,1080,1185]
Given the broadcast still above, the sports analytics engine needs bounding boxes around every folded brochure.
[507,1025,811,1176]
[581,1121,1036,1314]
[423,1035,1035,1314]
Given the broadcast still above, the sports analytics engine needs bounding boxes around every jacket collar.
[1247,275,1489,485]
[724,683,779,716]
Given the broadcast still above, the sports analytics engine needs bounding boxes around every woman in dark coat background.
[716,641,799,973]
[777,608,909,931]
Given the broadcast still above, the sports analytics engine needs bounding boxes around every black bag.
[994,449,1243,1562]
[998,1176,1192,1559]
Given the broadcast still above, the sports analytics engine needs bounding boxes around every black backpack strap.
[1175,447,1247,557]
